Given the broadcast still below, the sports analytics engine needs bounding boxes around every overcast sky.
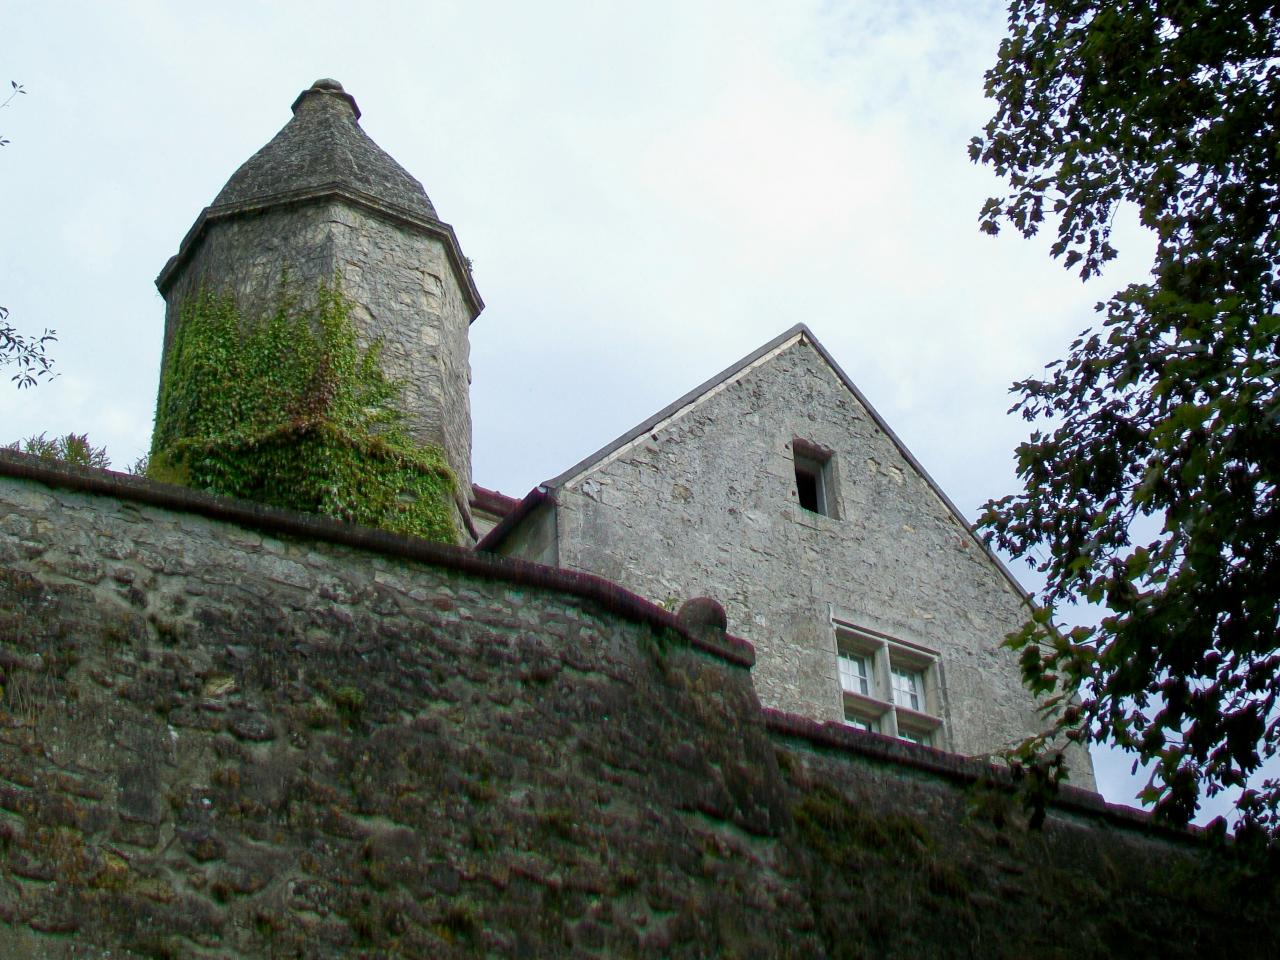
[4,2,1220,818]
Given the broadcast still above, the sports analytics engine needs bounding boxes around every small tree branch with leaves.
[0,306,56,389]
[0,78,25,147]
[0,81,52,387]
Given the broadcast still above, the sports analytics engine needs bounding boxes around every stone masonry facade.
[5,77,1270,956]
[532,331,1094,787]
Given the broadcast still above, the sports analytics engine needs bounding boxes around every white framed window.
[838,651,871,696]
[836,629,889,732]
[843,708,879,734]
[891,667,923,712]
[896,726,931,747]
[833,621,944,746]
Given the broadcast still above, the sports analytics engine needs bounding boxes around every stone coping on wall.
[0,450,753,670]
[762,707,1210,845]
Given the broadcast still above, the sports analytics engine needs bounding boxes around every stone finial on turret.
[291,78,361,118]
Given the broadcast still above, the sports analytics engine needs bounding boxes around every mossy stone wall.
[0,459,1273,958]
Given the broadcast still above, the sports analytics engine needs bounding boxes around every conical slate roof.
[158,79,482,317]
[210,79,439,222]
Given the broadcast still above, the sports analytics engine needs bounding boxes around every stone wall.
[158,200,477,538]
[765,711,1272,959]
[0,454,1269,957]
[543,332,1092,783]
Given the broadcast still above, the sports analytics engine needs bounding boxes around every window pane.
[891,668,921,711]
[839,653,869,696]
[843,707,878,733]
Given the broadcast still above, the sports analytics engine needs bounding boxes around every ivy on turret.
[149,282,456,543]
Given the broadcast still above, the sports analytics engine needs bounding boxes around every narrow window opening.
[897,726,931,747]
[793,441,835,517]
[795,459,823,513]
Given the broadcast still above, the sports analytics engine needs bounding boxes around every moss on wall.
[779,746,1279,959]
[0,468,1277,958]
[150,284,455,542]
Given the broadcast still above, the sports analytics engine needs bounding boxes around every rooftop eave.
[155,184,484,321]
[476,486,552,553]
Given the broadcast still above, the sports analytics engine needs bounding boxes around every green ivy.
[149,283,456,543]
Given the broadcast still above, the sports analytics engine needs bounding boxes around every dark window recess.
[794,454,829,515]
[796,462,821,512]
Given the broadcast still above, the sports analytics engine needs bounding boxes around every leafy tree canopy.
[973,1,1280,831]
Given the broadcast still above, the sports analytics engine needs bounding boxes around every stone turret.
[156,79,483,537]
